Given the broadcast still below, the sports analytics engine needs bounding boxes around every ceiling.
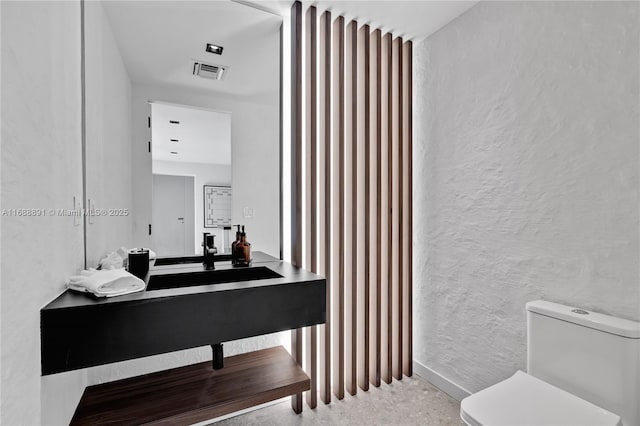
[104,0,477,165]
[100,1,477,100]
[246,1,478,41]
[102,1,281,104]
[151,103,232,165]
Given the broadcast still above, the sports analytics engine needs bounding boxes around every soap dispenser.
[234,225,251,267]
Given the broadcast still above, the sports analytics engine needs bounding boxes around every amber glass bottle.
[231,225,241,265]
[235,226,251,266]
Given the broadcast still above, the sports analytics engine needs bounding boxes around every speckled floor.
[214,375,461,425]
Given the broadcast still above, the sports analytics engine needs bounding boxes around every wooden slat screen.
[369,28,382,388]
[382,32,393,385]
[304,5,318,410]
[318,9,332,405]
[345,19,358,397]
[392,36,403,381]
[357,23,370,393]
[290,2,412,410]
[402,41,413,377]
[331,13,345,402]
[290,0,303,415]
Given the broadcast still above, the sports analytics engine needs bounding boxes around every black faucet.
[203,232,217,270]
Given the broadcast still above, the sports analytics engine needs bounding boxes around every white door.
[152,174,195,256]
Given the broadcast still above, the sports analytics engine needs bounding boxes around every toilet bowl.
[459,300,640,426]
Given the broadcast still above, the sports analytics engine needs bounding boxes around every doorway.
[152,174,196,256]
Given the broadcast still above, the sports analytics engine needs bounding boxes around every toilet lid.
[460,371,621,426]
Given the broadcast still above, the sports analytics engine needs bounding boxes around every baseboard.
[413,360,472,402]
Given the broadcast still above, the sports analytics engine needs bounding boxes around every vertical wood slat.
[331,14,345,401]
[381,32,393,384]
[392,36,404,381]
[345,19,358,397]
[356,24,370,392]
[295,7,412,403]
[390,34,399,381]
[402,40,413,377]
[306,6,318,276]
[305,325,318,407]
[318,9,332,404]
[290,0,303,414]
[304,5,318,409]
[369,28,382,388]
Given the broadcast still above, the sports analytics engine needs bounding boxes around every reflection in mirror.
[83,1,281,266]
[151,102,232,256]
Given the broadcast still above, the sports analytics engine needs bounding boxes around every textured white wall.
[413,1,639,395]
[1,1,86,424]
[153,160,232,254]
[84,0,134,267]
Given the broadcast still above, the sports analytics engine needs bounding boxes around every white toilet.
[460,300,640,426]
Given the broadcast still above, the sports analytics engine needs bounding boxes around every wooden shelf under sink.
[70,346,309,425]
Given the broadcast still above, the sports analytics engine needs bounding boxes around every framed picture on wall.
[203,185,232,228]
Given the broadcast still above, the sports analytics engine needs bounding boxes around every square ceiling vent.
[192,61,227,80]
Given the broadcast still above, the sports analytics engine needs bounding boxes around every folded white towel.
[98,251,124,270]
[66,268,145,297]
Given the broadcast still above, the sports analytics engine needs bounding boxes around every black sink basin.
[40,251,327,375]
[154,254,233,266]
[146,266,283,291]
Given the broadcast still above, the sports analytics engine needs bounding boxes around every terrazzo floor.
[215,375,461,425]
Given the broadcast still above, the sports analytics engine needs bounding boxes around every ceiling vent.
[192,61,227,80]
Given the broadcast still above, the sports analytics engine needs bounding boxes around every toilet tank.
[526,300,640,426]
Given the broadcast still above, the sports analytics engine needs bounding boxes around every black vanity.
[41,252,326,424]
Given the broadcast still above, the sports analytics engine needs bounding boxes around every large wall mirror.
[83,0,281,265]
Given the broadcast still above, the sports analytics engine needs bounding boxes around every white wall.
[413,1,640,396]
[153,160,231,254]
[132,83,281,259]
[84,0,133,267]
[1,2,86,424]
